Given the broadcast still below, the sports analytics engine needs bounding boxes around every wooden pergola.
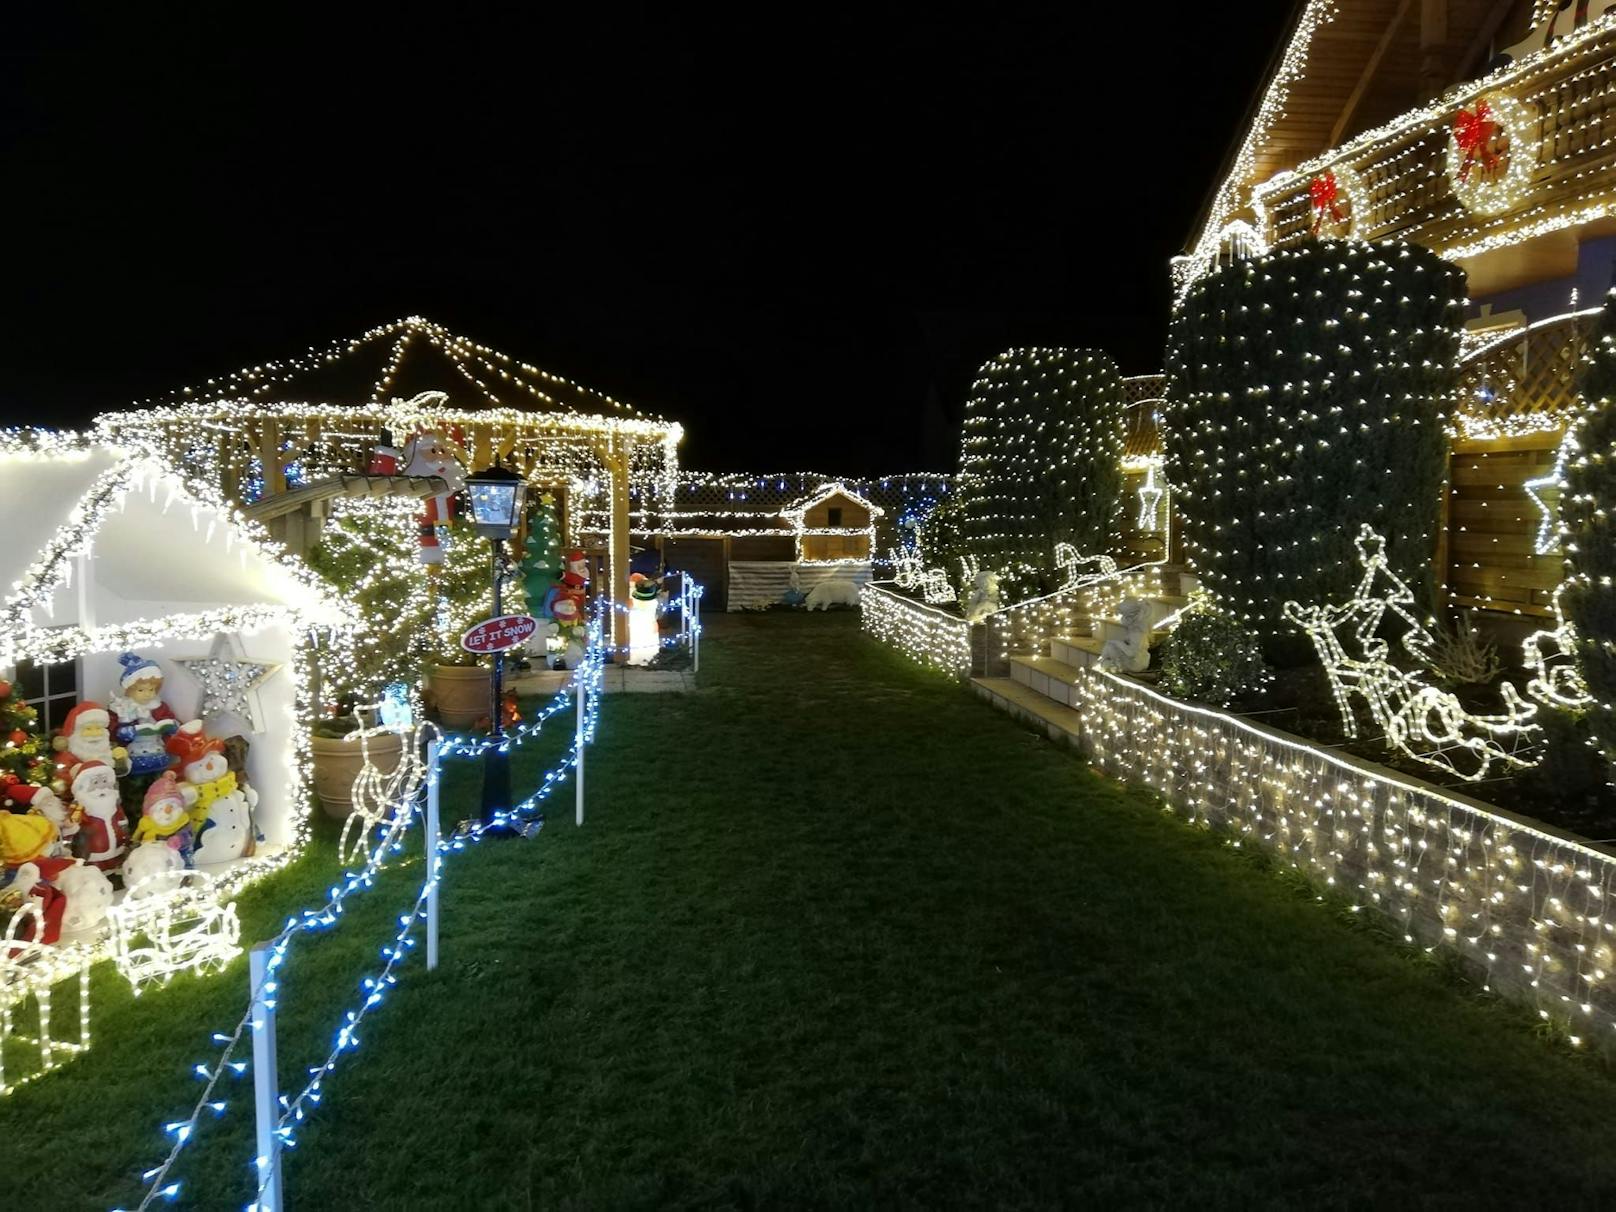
[98,316,683,654]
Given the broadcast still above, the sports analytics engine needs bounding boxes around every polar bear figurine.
[805,579,860,611]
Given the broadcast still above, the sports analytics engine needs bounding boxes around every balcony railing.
[1256,22,1616,262]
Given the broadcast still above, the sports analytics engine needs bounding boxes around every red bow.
[1309,171,1343,234]
[1453,100,1500,182]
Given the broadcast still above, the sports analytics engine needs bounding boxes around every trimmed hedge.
[1566,289,1616,772]
[1164,241,1463,633]
[958,348,1124,602]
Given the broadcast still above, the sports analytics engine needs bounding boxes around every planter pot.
[312,730,404,819]
[430,664,492,728]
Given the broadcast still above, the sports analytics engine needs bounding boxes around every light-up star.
[177,633,282,733]
[1136,460,1165,533]
[1523,435,1570,555]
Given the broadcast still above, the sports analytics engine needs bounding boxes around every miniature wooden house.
[781,483,882,563]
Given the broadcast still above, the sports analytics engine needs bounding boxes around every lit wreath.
[1307,163,1368,238]
[1446,92,1539,216]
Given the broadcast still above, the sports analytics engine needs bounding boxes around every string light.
[1003,664,1616,1043]
[1282,525,1540,782]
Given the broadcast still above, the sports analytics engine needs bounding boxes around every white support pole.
[425,738,441,973]
[249,943,283,1212]
[575,671,586,827]
[692,590,701,675]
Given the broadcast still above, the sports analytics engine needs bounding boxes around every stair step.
[972,676,1085,749]
[1010,653,1091,704]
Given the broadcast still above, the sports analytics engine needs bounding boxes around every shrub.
[1566,289,1616,774]
[1164,241,1463,635]
[1426,614,1501,687]
[1159,609,1269,707]
[958,348,1124,603]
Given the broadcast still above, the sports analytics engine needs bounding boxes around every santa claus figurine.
[109,652,181,776]
[70,760,129,871]
[53,702,130,781]
[400,429,466,565]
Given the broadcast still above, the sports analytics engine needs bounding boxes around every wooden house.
[781,483,882,563]
[1177,0,1616,620]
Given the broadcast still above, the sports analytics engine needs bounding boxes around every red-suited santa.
[69,760,128,871]
[401,430,466,564]
[53,702,130,782]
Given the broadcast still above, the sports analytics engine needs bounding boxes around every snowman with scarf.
[166,721,257,865]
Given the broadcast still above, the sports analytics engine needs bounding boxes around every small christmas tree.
[521,492,563,615]
[0,676,53,791]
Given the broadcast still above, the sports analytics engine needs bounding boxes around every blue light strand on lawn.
[121,597,628,1210]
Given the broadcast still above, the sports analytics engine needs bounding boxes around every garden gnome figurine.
[1099,598,1155,673]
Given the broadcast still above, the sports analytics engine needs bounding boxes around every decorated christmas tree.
[0,676,53,791]
[521,491,563,615]
[1566,289,1616,773]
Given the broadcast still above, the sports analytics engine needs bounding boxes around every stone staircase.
[975,565,1197,726]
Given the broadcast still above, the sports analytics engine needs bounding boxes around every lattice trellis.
[1457,312,1596,428]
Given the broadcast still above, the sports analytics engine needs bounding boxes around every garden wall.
[980,668,1616,1049]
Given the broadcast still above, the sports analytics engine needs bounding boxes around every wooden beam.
[1456,0,1519,80]
[1331,0,1416,148]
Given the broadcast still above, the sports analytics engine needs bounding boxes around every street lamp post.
[464,464,528,836]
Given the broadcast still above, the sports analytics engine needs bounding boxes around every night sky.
[2,6,1294,475]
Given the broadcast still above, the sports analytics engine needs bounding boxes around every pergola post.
[608,436,634,657]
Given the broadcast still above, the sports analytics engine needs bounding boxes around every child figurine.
[109,653,181,777]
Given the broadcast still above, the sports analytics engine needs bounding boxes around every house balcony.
[1255,22,1616,297]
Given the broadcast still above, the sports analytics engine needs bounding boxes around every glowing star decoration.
[1281,525,1540,783]
[106,870,242,995]
[1053,543,1118,591]
[177,633,282,734]
[1134,460,1165,533]
[1523,584,1595,711]
[1523,433,1572,555]
[0,905,93,1096]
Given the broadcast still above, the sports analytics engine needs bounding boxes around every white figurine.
[805,580,860,610]
[1099,598,1155,673]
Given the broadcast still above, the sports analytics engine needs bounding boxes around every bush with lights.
[1164,240,1463,637]
[1158,607,1269,707]
[958,348,1125,604]
[1564,288,1616,777]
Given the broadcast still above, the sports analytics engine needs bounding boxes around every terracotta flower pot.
[429,664,492,728]
[312,730,404,819]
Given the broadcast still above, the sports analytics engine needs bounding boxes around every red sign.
[461,614,538,654]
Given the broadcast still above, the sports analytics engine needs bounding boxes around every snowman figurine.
[166,721,258,865]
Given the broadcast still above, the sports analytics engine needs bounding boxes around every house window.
[15,658,79,732]
[827,506,843,527]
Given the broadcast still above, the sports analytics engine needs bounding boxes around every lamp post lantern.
[464,464,528,835]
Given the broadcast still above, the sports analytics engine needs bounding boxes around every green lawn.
[6,611,1616,1207]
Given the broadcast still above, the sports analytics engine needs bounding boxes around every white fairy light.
[106,871,243,995]
[1282,525,1540,782]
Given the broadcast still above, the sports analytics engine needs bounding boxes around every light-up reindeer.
[1282,525,1538,782]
